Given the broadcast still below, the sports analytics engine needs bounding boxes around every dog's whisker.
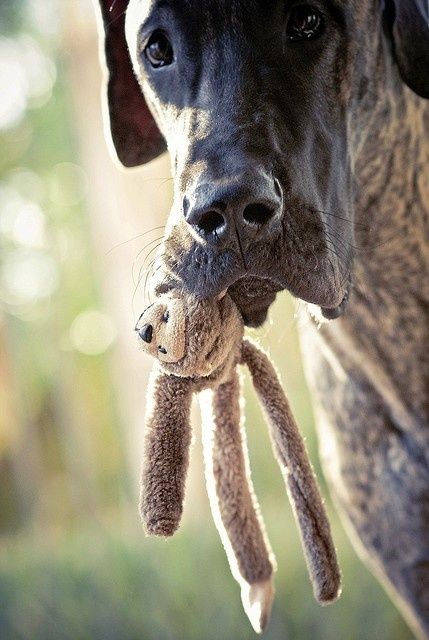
[310,207,371,230]
[324,231,354,262]
[323,240,352,290]
[134,235,165,265]
[107,225,165,256]
[133,256,156,310]
[143,258,159,306]
[132,238,164,288]
[134,250,162,310]
[132,242,162,313]
[105,7,127,28]
[141,242,164,271]
[323,222,376,255]
[324,220,404,255]
[323,240,351,275]
[326,255,339,292]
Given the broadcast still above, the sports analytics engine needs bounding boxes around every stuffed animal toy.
[135,290,341,633]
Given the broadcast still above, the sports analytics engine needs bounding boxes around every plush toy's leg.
[140,367,193,537]
[200,371,276,634]
[241,339,341,604]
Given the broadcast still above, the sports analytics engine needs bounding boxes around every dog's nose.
[184,174,282,241]
[138,324,153,343]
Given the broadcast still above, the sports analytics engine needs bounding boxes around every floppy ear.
[95,0,166,167]
[385,0,429,99]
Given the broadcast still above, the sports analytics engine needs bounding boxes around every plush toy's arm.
[241,338,341,604]
[140,365,193,537]
[200,370,275,634]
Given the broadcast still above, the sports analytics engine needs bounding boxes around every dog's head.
[96,0,429,325]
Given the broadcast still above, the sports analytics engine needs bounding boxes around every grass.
[0,512,412,640]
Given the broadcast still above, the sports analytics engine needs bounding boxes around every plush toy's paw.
[140,500,182,537]
[143,517,180,537]
[241,578,275,634]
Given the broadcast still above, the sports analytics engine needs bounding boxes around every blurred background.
[0,2,412,639]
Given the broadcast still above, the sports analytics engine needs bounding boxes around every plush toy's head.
[135,294,187,365]
[136,291,244,379]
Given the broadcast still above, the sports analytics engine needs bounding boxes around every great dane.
[95,1,429,636]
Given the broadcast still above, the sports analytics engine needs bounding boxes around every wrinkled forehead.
[128,0,287,35]
[129,0,268,18]
[128,0,353,20]
[127,0,355,43]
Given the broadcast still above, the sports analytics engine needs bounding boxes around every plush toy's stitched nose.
[139,324,153,343]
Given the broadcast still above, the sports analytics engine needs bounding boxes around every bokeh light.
[48,162,88,208]
[0,35,55,131]
[1,249,59,306]
[69,309,117,356]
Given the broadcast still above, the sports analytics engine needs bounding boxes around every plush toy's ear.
[94,0,167,167]
[384,0,429,99]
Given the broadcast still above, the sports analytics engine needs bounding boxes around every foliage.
[0,522,412,640]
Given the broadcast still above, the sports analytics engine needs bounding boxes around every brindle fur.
[301,80,429,639]
[95,0,429,636]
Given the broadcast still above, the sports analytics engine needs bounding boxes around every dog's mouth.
[227,275,351,327]
[228,276,283,327]
[153,217,353,327]
[320,281,351,320]
[153,256,352,327]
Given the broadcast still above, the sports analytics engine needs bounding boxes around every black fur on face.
[121,0,408,324]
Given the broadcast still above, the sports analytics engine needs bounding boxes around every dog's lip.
[320,282,351,320]
[153,261,352,322]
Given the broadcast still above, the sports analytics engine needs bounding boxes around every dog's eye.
[286,5,324,41]
[158,346,167,354]
[145,31,174,68]
[162,310,169,323]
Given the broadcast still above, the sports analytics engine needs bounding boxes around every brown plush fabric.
[241,339,341,603]
[202,370,274,584]
[201,370,276,632]
[137,291,341,631]
[140,366,193,536]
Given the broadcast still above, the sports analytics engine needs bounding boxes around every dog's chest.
[297,299,429,493]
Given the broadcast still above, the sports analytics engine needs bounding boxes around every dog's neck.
[354,86,429,294]
[310,87,429,428]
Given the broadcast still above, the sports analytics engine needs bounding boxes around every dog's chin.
[320,284,351,319]
[153,258,351,328]
[285,278,352,321]
[228,272,351,328]
[228,277,282,327]
[154,275,350,328]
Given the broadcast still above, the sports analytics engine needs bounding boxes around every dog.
[94,1,429,637]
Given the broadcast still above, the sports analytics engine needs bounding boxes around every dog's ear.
[385,0,429,99]
[95,0,166,167]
